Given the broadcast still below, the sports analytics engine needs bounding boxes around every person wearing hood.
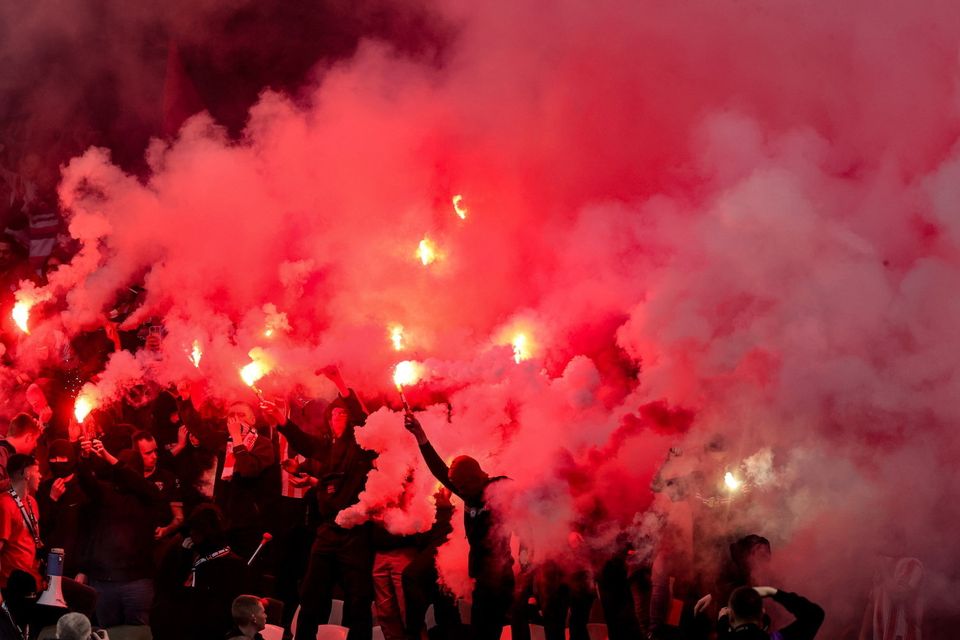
[38,439,88,578]
[260,365,376,640]
[403,413,514,640]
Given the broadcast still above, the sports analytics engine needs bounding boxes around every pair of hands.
[80,437,117,465]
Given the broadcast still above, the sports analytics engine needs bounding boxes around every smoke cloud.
[8,0,960,630]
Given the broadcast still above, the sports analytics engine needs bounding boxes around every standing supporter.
[535,531,596,640]
[400,488,460,640]
[171,393,228,517]
[370,485,457,640]
[271,398,325,632]
[0,453,43,629]
[0,413,40,489]
[261,366,376,640]
[130,431,183,540]
[75,435,171,627]
[37,439,88,578]
[219,402,275,558]
[152,503,252,640]
[402,413,515,640]
[717,586,824,640]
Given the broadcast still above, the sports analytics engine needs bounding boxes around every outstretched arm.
[403,413,460,498]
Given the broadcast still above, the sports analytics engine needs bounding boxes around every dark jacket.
[418,440,513,583]
[277,390,375,526]
[76,458,172,582]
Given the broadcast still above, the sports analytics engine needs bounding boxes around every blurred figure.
[718,586,824,640]
[264,366,375,640]
[152,503,252,640]
[403,413,514,640]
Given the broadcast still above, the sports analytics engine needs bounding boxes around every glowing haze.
[13,0,960,629]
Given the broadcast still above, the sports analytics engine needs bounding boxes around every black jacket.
[277,390,375,526]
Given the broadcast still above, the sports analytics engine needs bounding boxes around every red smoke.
[6,0,960,631]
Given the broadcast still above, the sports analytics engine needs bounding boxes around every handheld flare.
[12,301,31,334]
[393,360,422,414]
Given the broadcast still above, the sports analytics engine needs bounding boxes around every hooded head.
[449,455,489,500]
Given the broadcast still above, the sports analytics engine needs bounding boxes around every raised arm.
[403,414,460,498]
[767,588,825,640]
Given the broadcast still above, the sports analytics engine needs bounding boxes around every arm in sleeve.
[277,420,327,459]
[322,450,376,517]
[417,441,461,498]
[231,435,274,478]
[772,590,825,640]
[341,389,368,427]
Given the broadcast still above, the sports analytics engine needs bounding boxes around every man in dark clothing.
[152,504,253,640]
[74,435,171,627]
[220,403,276,558]
[262,366,376,640]
[131,431,184,541]
[403,414,515,640]
[37,439,88,578]
[718,586,824,640]
[400,489,462,640]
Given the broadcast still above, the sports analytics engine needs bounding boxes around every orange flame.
[190,340,203,368]
[417,237,437,266]
[393,360,422,389]
[452,194,468,220]
[12,301,31,334]
[240,348,273,388]
[74,394,95,424]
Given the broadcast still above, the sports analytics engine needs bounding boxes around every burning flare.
[417,237,437,266]
[724,471,743,492]
[390,325,405,351]
[452,194,468,220]
[190,340,203,368]
[12,301,31,334]
[393,360,422,389]
[74,394,95,424]
[512,333,531,363]
[240,348,274,390]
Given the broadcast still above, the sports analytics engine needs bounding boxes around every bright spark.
[417,237,437,266]
[452,194,468,220]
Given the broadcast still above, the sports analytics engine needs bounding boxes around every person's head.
[132,430,158,473]
[449,455,489,499]
[186,503,227,550]
[56,611,92,640]
[728,586,765,628]
[7,454,40,494]
[231,594,267,632]
[731,534,772,580]
[48,439,77,479]
[325,398,350,438]
[7,413,40,453]
[227,403,256,432]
